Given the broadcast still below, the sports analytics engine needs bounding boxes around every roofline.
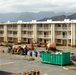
[0,19,76,25]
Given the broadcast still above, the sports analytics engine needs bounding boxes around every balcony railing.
[55,27,71,30]
[22,34,33,38]
[56,35,71,39]
[8,27,17,30]
[8,34,17,37]
[13,34,17,37]
[22,27,33,30]
[0,28,4,30]
[38,35,51,38]
[13,27,17,30]
[56,35,63,38]
[38,27,51,30]
[8,34,13,37]
[0,34,4,37]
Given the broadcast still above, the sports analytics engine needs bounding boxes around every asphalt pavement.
[0,46,76,75]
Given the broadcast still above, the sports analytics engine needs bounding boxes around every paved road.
[0,46,76,75]
[0,53,76,75]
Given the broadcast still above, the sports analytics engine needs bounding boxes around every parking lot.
[0,46,76,75]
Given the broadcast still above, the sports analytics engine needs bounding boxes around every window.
[57,31,61,35]
[8,37,12,40]
[57,39,61,43]
[0,31,3,34]
[0,25,3,28]
[39,31,42,34]
[24,38,26,41]
[24,31,26,34]
[57,24,61,27]
[69,39,71,43]
[9,31,12,34]
[69,32,71,35]
[40,39,42,42]
[8,25,12,27]
[68,24,71,27]
[24,24,26,27]
[40,24,42,27]
[13,25,17,28]
[13,32,17,34]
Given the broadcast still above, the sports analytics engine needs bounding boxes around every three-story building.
[0,19,76,46]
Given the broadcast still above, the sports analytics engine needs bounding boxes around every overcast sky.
[0,0,76,13]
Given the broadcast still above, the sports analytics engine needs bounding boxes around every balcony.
[22,34,27,37]
[56,35,63,38]
[0,28,4,31]
[8,34,17,37]
[38,27,51,31]
[0,34,4,37]
[22,34,33,38]
[13,27,17,31]
[13,34,17,37]
[55,27,71,31]
[38,35,51,38]
[28,35,33,38]
[22,27,33,31]
[8,34,13,37]
[56,35,71,39]
[7,27,17,31]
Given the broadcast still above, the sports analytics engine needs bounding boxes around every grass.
[56,46,76,51]
[27,57,35,61]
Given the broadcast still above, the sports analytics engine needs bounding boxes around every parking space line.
[0,62,15,66]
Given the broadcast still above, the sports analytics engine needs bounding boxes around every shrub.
[27,57,35,61]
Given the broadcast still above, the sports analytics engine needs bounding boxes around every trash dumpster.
[41,52,70,66]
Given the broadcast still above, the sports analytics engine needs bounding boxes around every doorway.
[63,32,66,38]
[44,39,46,43]
[44,32,47,37]
[28,39,30,44]
[63,40,66,46]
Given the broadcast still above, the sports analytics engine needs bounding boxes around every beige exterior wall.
[0,20,76,46]
[4,25,7,42]
[18,24,21,42]
[71,23,75,46]
[33,24,37,43]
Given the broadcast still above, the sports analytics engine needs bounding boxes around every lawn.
[56,46,76,51]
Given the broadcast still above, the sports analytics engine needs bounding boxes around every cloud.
[0,0,76,13]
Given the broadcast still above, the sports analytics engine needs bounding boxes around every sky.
[0,0,76,13]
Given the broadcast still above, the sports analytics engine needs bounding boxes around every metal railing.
[22,27,33,30]
[22,34,33,38]
[38,35,51,38]
[56,27,71,30]
[56,35,71,39]
[38,27,51,30]
[7,27,17,30]
[0,34,4,36]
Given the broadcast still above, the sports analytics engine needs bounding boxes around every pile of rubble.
[0,47,5,53]
[70,53,76,61]
[11,70,40,75]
